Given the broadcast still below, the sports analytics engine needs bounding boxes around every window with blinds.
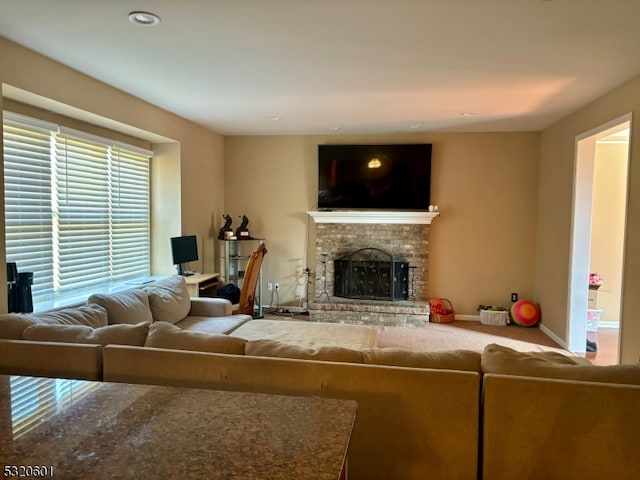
[3,112,152,309]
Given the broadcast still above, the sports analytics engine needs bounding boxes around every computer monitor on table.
[170,235,198,276]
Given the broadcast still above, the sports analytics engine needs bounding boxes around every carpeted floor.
[374,321,567,353]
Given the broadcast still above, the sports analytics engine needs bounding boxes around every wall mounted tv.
[170,235,198,276]
[317,143,432,210]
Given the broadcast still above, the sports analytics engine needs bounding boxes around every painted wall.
[0,36,225,307]
[591,142,628,323]
[537,73,640,364]
[225,132,540,315]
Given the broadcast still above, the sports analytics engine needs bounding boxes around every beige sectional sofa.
[0,275,251,379]
[1,276,639,479]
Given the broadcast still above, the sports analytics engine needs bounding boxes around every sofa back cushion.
[36,303,109,328]
[0,339,103,381]
[0,304,109,339]
[245,339,364,363]
[23,321,150,346]
[482,343,640,385]
[88,289,153,325]
[0,313,39,339]
[363,348,482,372]
[145,321,246,354]
[144,276,191,324]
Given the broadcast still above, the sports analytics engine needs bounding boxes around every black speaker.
[6,263,18,313]
[16,271,34,313]
[6,262,17,283]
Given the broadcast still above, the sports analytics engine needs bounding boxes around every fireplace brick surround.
[308,212,437,326]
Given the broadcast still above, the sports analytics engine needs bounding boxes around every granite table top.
[0,374,357,479]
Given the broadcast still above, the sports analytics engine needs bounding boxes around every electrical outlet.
[267,282,273,292]
[275,283,280,291]
[511,292,518,302]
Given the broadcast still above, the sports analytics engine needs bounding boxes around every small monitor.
[170,235,198,275]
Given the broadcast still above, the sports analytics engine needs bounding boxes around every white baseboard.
[455,315,571,351]
[599,321,619,329]
[539,323,568,349]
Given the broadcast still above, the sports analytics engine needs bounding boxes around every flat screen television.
[317,143,432,210]
[170,235,198,275]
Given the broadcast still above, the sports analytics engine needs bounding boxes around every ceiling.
[2,0,640,136]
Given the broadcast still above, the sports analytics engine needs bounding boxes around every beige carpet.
[375,321,568,353]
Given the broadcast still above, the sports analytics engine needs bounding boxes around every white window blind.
[3,112,152,308]
[9,376,99,439]
[3,116,55,301]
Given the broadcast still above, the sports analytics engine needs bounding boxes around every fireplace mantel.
[307,210,439,225]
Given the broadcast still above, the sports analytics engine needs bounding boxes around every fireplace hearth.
[334,248,408,301]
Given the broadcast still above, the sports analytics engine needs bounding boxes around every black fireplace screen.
[334,248,408,301]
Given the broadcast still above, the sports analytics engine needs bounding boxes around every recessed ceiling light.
[409,124,422,130]
[128,11,161,26]
[328,125,340,131]
[268,115,281,121]
[460,112,478,117]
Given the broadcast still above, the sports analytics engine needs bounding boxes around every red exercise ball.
[510,300,540,327]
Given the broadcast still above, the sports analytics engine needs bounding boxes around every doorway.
[567,114,631,363]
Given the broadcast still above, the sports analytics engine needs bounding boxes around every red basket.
[428,298,455,323]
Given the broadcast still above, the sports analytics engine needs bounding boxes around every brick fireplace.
[307,211,438,326]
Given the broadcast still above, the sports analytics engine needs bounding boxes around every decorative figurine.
[236,215,251,238]
[218,214,234,240]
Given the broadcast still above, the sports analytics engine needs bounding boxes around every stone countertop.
[0,375,357,479]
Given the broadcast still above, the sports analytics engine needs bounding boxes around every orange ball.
[510,300,540,327]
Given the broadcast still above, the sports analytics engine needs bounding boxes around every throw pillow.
[245,339,364,363]
[88,289,153,325]
[482,343,640,385]
[23,321,150,346]
[144,276,191,324]
[34,303,109,328]
[145,321,247,354]
[362,348,482,372]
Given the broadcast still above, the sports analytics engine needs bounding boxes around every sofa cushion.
[0,304,109,340]
[363,348,482,372]
[482,343,640,385]
[23,321,150,346]
[245,339,364,363]
[145,321,246,354]
[145,275,191,324]
[35,303,109,328]
[88,289,153,325]
[0,313,39,339]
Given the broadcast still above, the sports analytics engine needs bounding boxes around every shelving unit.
[220,238,264,318]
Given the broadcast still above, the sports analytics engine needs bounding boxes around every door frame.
[567,113,631,356]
